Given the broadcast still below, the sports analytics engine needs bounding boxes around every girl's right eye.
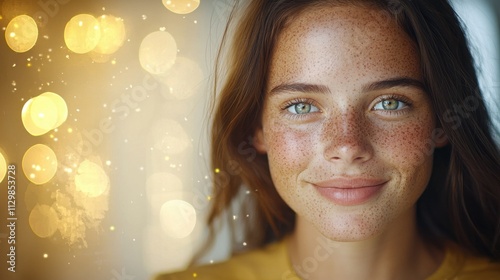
[285,101,320,115]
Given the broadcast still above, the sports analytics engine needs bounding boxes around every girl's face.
[254,5,445,241]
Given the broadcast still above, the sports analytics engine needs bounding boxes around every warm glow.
[93,15,126,55]
[22,92,68,136]
[29,204,60,238]
[22,98,47,136]
[74,160,109,197]
[22,144,58,185]
[24,183,54,212]
[160,200,197,238]
[160,57,204,100]
[64,14,101,54]
[146,172,183,211]
[139,31,177,75]
[151,119,190,155]
[41,92,68,127]
[30,95,58,130]
[0,151,6,183]
[162,0,200,14]
[5,15,38,53]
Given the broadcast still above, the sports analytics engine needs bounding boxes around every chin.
[317,224,385,243]
[304,208,392,242]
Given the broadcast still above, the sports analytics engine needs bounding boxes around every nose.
[322,111,373,164]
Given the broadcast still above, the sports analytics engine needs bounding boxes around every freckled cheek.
[372,119,435,168]
[264,126,317,172]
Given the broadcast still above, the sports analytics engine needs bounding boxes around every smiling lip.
[313,177,387,206]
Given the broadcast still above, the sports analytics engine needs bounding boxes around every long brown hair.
[206,0,500,260]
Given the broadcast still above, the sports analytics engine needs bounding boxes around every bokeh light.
[0,151,6,183]
[151,119,190,155]
[64,14,101,54]
[160,57,204,100]
[22,144,58,185]
[29,95,58,130]
[29,204,59,238]
[22,98,47,136]
[162,0,200,14]
[93,15,126,55]
[41,92,68,127]
[160,200,196,238]
[22,92,68,136]
[74,160,109,197]
[5,15,38,53]
[139,31,177,75]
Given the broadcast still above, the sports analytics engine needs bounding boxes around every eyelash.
[372,94,413,115]
[281,98,321,119]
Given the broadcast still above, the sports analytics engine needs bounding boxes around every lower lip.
[315,183,385,206]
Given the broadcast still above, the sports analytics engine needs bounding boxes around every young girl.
[157,0,500,279]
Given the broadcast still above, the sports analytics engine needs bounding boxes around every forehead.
[268,5,421,89]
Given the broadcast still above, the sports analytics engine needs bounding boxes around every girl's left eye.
[373,98,409,111]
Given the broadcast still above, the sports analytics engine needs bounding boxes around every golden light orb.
[22,144,58,185]
[29,95,58,130]
[162,0,200,14]
[22,98,46,136]
[74,160,109,197]
[64,14,101,54]
[29,204,59,238]
[40,92,68,127]
[5,15,38,53]
[139,31,177,75]
[93,15,126,55]
[22,92,68,136]
[160,200,197,238]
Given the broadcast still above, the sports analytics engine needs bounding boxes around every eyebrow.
[362,77,425,92]
[269,83,330,95]
[268,77,425,95]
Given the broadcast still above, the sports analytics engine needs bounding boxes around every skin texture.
[254,5,447,280]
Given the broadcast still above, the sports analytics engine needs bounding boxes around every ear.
[433,127,449,148]
[253,127,268,153]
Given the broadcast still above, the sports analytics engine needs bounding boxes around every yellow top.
[155,239,500,280]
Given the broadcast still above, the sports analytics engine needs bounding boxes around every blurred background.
[0,0,497,279]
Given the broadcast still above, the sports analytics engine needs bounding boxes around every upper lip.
[312,177,388,189]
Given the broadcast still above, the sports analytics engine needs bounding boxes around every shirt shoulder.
[428,242,500,280]
[154,240,291,280]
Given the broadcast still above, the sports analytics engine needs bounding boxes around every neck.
[287,208,443,280]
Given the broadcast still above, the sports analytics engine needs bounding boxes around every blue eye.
[287,102,319,114]
[373,98,408,111]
